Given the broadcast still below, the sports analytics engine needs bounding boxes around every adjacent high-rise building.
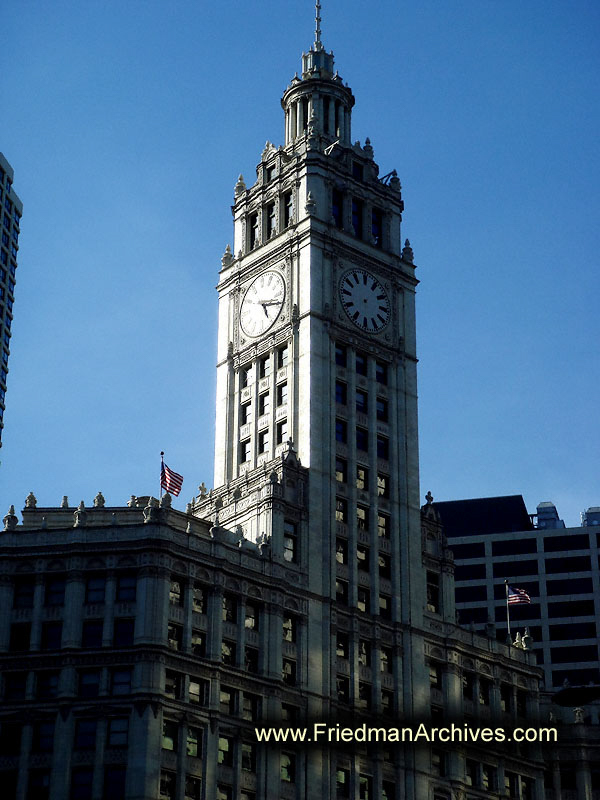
[0,153,22,448]
[434,496,600,696]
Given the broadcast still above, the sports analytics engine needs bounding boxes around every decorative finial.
[315,1,322,49]
[425,491,434,505]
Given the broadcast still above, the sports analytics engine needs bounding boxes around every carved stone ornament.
[25,491,37,509]
[3,505,18,531]
[93,492,105,508]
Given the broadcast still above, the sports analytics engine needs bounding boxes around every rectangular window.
[336,538,348,564]
[240,365,251,388]
[277,345,288,369]
[258,392,270,416]
[220,686,235,714]
[82,620,103,648]
[357,587,370,613]
[377,435,389,459]
[356,389,368,413]
[162,720,178,752]
[222,595,237,623]
[281,752,296,783]
[116,574,136,602]
[427,572,440,613]
[111,669,131,695]
[240,402,252,425]
[245,602,260,630]
[358,680,371,709]
[381,646,392,673]
[249,213,259,248]
[282,658,297,686]
[114,619,134,647]
[379,594,391,619]
[336,632,349,659]
[355,351,367,375]
[356,427,368,451]
[375,361,388,384]
[159,772,176,800]
[188,679,208,705]
[79,671,100,698]
[358,639,371,667]
[40,621,62,650]
[167,623,183,650]
[165,670,182,699]
[284,520,298,562]
[372,208,383,247]
[335,457,347,483]
[192,582,205,613]
[242,693,260,721]
[45,577,65,606]
[85,576,105,604]
[221,639,236,665]
[71,768,93,800]
[276,418,288,445]
[266,202,276,238]
[335,418,347,442]
[13,578,35,608]
[332,190,343,228]
[336,579,348,604]
[352,198,363,238]
[240,439,251,463]
[357,505,369,530]
[259,355,270,379]
[282,615,297,643]
[335,381,347,404]
[75,719,97,750]
[258,429,269,453]
[276,382,288,406]
[186,726,202,758]
[337,676,350,704]
[335,497,348,523]
[242,742,256,772]
[10,622,32,651]
[191,630,205,656]
[376,398,388,421]
[335,342,347,366]
[377,513,390,539]
[104,767,126,800]
[245,646,259,672]
[379,553,391,579]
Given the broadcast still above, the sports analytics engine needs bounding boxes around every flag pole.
[505,580,511,643]
[160,451,164,499]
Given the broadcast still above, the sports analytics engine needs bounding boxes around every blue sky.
[1,1,598,526]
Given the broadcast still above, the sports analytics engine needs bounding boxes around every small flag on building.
[507,585,531,605]
[160,452,183,497]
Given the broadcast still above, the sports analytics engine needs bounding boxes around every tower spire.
[315,1,323,50]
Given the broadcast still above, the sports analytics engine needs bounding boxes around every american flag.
[160,459,184,496]
[507,585,531,605]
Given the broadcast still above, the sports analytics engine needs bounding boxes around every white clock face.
[339,269,391,333]
[240,271,286,337]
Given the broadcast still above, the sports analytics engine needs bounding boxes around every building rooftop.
[433,495,534,537]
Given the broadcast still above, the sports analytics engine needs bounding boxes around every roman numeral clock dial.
[339,268,391,333]
[240,271,286,337]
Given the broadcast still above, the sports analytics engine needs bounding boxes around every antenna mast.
[315,1,323,49]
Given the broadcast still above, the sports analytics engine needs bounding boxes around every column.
[576,759,592,800]
[50,712,74,800]
[101,573,116,647]
[29,576,45,651]
[265,601,282,681]
[63,571,85,648]
[0,575,13,650]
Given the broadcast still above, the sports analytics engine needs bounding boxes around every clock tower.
[193,6,440,797]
